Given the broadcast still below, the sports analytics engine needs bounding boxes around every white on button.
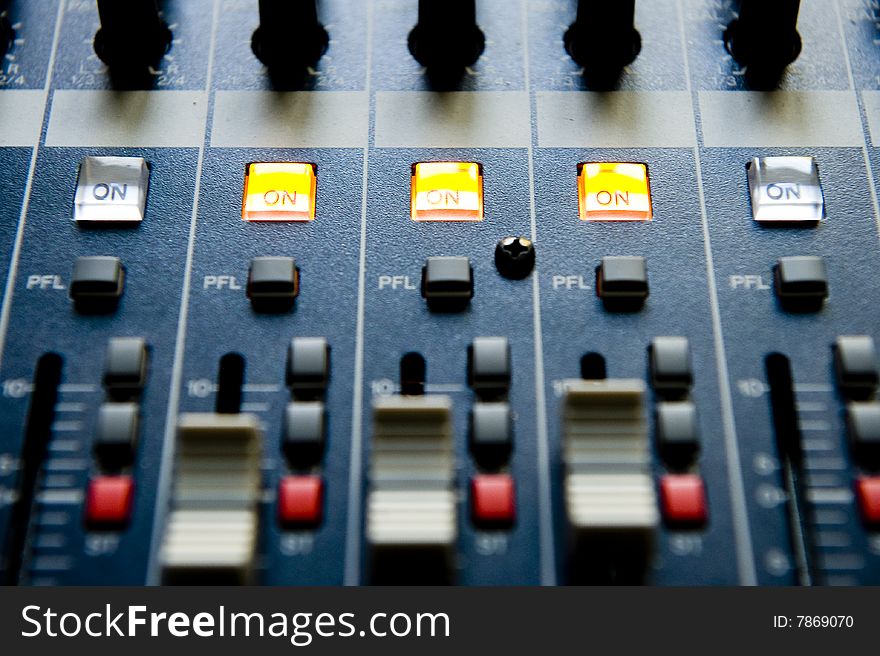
[747,156,824,223]
[74,156,150,223]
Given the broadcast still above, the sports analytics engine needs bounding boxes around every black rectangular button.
[94,402,139,468]
[286,337,330,396]
[597,256,649,309]
[247,257,299,300]
[650,336,693,395]
[421,257,473,306]
[283,401,326,466]
[468,337,511,396]
[470,402,513,469]
[70,256,125,301]
[103,337,148,398]
[656,401,700,467]
[835,336,879,397]
[775,256,828,310]
[847,402,880,466]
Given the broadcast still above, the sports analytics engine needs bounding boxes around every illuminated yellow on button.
[578,163,652,222]
[243,163,317,222]
[411,162,484,222]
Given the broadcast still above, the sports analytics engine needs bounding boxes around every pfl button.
[597,256,649,309]
[70,257,125,311]
[775,256,828,311]
[247,257,299,311]
[422,256,474,310]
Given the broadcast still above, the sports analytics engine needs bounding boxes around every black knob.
[1,7,14,59]
[724,0,802,86]
[252,0,329,72]
[495,236,536,281]
[565,0,641,82]
[94,0,172,72]
[408,0,485,73]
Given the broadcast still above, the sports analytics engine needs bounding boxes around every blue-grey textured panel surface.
[0,0,879,586]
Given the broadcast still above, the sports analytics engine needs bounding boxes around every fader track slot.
[765,353,818,586]
[3,353,63,584]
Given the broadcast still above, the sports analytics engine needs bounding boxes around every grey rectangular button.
[650,337,693,394]
[70,256,125,300]
[468,337,511,395]
[74,157,150,223]
[247,257,299,301]
[847,403,880,445]
[470,402,512,468]
[287,337,330,394]
[835,336,879,395]
[598,256,649,301]
[104,337,148,396]
[847,402,880,466]
[283,402,326,466]
[656,401,700,466]
[95,403,140,467]
[775,256,828,300]
[422,257,474,303]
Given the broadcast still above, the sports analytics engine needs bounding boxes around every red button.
[278,475,323,527]
[85,475,134,528]
[471,474,516,526]
[660,474,708,526]
[856,477,880,526]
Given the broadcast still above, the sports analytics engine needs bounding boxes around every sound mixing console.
[1,0,880,587]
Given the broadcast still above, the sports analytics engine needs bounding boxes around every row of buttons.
[468,337,516,527]
[85,337,150,528]
[597,255,831,310]
[64,255,477,311]
[834,336,880,527]
[64,253,833,316]
[73,156,824,225]
[651,336,708,527]
[105,334,880,583]
[279,337,331,527]
[93,337,150,522]
[364,335,513,577]
[86,335,879,538]
[277,336,519,529]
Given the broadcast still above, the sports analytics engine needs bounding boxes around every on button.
[578,162,652,221]
[747,157,824,223]
[411,162,483,222]
[74,157,150,223]
[243,162,317,222]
